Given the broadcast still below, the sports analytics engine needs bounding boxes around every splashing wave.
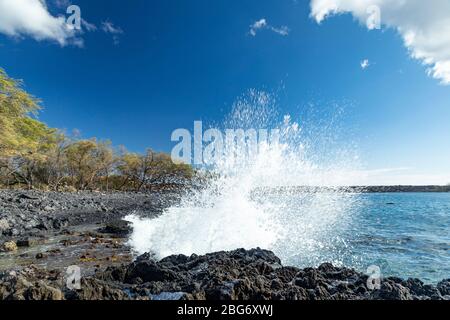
[126,90,363,267]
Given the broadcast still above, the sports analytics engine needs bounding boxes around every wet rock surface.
[0,190,178,241]
[0,190,177,296]
[98,220,133,237]
[1,248,449,300]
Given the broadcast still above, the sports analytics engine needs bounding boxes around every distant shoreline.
[255,185,450,193]
[350,185,450,193]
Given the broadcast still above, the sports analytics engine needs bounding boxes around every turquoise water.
[346,193,450,284]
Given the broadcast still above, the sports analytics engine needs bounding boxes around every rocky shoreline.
[0,190,180,241]
[0,190,178,285]
[1,248,449,300]
[0,190,449,300]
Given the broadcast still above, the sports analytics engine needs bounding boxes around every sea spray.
[126,90,363,267]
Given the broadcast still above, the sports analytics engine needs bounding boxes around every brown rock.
[2,241,18,252]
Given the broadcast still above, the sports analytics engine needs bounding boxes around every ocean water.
[246,191,450,284]
[344,192,450,284]
[127,191,450,284]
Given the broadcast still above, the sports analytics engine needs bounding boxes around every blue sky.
[1,0,450,184]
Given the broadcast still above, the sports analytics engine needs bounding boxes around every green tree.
[7,124,57,189]
[65,139,115,190]
[33,132,71,191]
[0,68,48,156]
[117,149,193,191]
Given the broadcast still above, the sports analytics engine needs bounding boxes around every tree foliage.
[0,68,53,156]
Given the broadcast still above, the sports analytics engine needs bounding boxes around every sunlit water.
[346,192,450,284]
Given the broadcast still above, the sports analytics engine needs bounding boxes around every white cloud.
[0,0,119,47]
[0,0,78,46]
[249,18,289,37]
[101,21,123,35]
[249,19,268,36]
[102,21,124,45]
[82,19,97,32]
[310,0,450,85]
[270,25,290,36]
[360,59,370,69]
